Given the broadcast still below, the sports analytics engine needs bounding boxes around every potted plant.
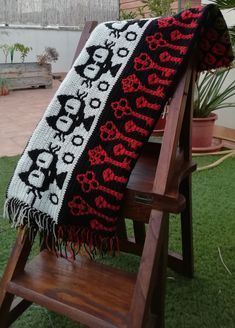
[0,44,58,90]
[0,78,10,96]
[192,67,235,149]
[37,47,59,65]
[0,43,32,64]
[0,44,13,63]
[14,43,32,63]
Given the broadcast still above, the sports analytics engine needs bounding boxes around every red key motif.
[136,96,161,111]
[68,195,116,225]
[215,57,231,68]
[103,168,127,184]
[89,219,116,232]
[76,171,123,200]
[204,53,216,66]
[146,32,187,54]
[171,30,194,41]
[157,16,198,29]
[212,43,226,56]
[100,121,143,150]
[159,51,182,64]
[95,195,120,211]
[113,143,138,159]
[122,74,165,98]
[125,120,149,137]
[148,73,172,86]
[111,98,154,126]
[181,8,202,20]
[199,38,211,52]
[88,145,130,169]
[134,53,176,77]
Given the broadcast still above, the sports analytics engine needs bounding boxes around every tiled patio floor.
[0,81,60,156]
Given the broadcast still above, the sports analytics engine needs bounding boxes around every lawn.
[0,155,235,327]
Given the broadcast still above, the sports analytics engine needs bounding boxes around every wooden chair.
[0,22,196,328]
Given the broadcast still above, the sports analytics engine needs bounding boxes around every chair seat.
[124,141,196,220]
[128,141,195,195]
[7,250,136,328]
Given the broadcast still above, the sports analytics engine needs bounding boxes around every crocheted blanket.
[5,5,233,257]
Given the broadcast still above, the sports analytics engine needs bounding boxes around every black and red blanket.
[5,5,233,258]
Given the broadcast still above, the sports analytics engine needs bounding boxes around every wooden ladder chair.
[0,23,196,328]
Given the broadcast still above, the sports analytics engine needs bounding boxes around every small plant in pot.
[0,78,10,96]
[37,47,59,65]
[0,43,32,63]
[0,44,58,90]
[14,43,32,63]
[192,67,235,150]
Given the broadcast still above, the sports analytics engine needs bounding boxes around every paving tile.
[0,81,60,156]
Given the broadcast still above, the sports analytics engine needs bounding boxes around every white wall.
[216,69,235,130]
[0,27,81,72]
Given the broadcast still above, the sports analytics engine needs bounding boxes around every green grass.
[0,155,235,327]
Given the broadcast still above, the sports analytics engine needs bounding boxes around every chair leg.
[133,221,146,246]
[180,175,194,277]
[129,210,169,328]
[0,230,35,326]
[0,293,14,327]
[151,215,169,328]
[167,175,194,278]
[177,68,194,278]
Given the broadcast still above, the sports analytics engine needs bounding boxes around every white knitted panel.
[7,19,153,223]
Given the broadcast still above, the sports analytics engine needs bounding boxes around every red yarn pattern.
[61,5,233,254]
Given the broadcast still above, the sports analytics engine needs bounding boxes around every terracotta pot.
[0,86,9,96]
[192,113,217,148]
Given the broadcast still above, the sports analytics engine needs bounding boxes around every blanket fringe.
[4,197,119,261]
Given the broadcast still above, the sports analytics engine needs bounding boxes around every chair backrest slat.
[71,21,98,66]
[153,62,194,196]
